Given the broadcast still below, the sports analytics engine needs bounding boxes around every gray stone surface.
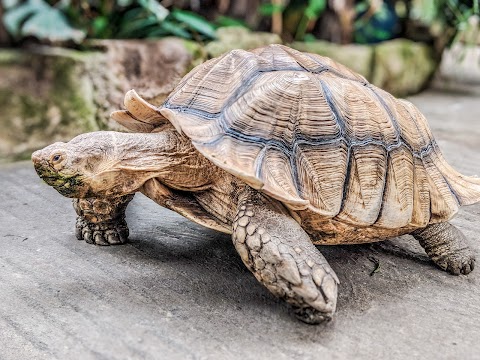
[1,90,479,359]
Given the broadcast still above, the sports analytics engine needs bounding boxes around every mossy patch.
[0,48,99,161]
[205,27,282,58]
[372,39,437,97]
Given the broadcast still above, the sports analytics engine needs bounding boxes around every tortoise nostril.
[31,150,41,163]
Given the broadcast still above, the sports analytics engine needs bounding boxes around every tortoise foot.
[75,217,129,246]
[232,189,339,324]
[438,248,475,276]
[413,222,476,276]
[73,195,133,246]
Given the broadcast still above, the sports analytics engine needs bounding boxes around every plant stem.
[271,0,283,35]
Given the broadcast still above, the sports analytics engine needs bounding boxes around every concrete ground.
[1,90,479,360]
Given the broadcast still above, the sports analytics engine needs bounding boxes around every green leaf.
[92,16,109,38]
[117,16,158,38]
[412,0,438,24]
[373,28,391,40]
[258,3,284,16]
[171,9,216,39]
[305,0,327,19]
[215,15,248,28]
[117,0,134,6]
[3,0,85,42]
[138,0,169,22]
[2,0,20,10]
[303,33,317,42]
[151,20,192,39]
[354,1,369,14]
[2,0,43,36]
[120,7,145,23]
[374,5,390,21]
[21,4,85,42]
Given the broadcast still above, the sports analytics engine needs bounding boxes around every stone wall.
[291,39,437,97]
[0,34,438,161]
[431,17,480,94]
[0,48,97,161]
[0,38,204,161]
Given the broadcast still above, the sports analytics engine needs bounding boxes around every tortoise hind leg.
[73,194,134,246]
[232,189,339,324]
[412,222,475,275]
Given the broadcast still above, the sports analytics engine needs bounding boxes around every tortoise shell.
[120,44,480,230]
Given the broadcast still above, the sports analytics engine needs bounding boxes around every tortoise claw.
[76,217,129,246]
[292,306,333,325]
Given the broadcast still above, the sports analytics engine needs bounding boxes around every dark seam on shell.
[254,146,268,180]
[340,146,353,215]
[320,79,350,213]
[371,152,390,225]
[289,75,303,198]
[304,53,370,85]
[367,87,405,147]
[318,80,346,137]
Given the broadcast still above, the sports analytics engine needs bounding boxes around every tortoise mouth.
[33,161,84,198]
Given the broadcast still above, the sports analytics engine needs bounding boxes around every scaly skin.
[412,222,476,275]
[232,189,339,324]
[73,194,134,245]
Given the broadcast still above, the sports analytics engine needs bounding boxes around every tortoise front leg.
[412,222,475,275]
[73,194,134,246]
[232,189,339,324]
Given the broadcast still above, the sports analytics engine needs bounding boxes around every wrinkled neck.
[116,130,179,171]
[116,128,217,191]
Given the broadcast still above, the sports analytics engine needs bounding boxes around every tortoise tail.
[435,151,480,206]
[448,172,480,206]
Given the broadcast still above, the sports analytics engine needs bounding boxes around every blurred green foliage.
[1,0,224,43]
[354,2,399,43]
[1,0,479,47]
[411,0,479,42]
[3,0,85,42]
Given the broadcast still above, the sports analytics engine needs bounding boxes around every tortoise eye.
[51,154,63,163]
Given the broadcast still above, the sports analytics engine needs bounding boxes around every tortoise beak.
[32,149,50,178]
[31,149,41,164]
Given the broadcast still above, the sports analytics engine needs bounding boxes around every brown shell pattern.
[161,44,480,229]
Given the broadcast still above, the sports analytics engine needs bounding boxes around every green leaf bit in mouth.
[38,170,84,197]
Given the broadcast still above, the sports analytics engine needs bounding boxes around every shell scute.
[336,145,387,225]
[260,147,308,207]
[375,146,415,228]
[295,142,348,216]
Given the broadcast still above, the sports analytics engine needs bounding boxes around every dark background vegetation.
[1,0,478,52]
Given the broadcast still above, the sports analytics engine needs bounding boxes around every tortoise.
[32,44,479,324]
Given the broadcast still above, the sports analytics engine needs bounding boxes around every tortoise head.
[32,131,159,198]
